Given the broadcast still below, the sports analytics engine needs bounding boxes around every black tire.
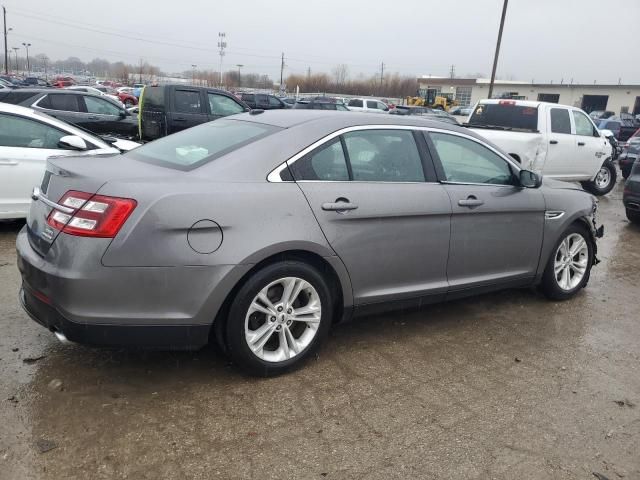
[540,223,594,301]
[626,208,640,224]
[225,261,333,376]
[581,159,617,196]
[621,164,632,180]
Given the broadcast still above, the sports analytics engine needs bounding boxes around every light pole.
[21,41,30,75]
[217,32,226,87]
[488,0,508,99]
[191,64,197,85]
[11,46,18,73]
[236,64,243,88]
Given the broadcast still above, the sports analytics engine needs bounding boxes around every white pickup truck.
[466,99,615,195]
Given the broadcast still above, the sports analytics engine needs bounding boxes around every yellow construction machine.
[406,88,458,111]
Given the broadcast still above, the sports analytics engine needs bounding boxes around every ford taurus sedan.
[17,111,603,375]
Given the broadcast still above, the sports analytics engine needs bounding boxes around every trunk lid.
[27,153,175,256]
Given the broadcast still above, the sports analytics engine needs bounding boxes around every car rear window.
[127,119,281,171]
[469,103,538,131]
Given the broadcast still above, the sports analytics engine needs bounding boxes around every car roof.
[7,88,84,96]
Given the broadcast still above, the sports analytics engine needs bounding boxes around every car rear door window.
[84,96,122,115]
[242,94,255,105]
[174,90,202,114]
[0,113,66,149]
[290,138,349,181]
[550,108,571,134]
[348,99,363,108]
[41,94,81,112]
[256,94,269,108]
[430,132,514,185]
[573,111,597,136]
[208,93,245,116]
[343,130,425,182]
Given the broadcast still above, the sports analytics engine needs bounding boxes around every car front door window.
[366,100,377,109]
[430,132,515,185]
[84,96,122,115]
[573,111,597,136]
[208,93,245,116]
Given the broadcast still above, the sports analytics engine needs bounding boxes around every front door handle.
[322,198,358,212]
[577,142,585,146]
[549,140,558,145]
[458,196,484,208]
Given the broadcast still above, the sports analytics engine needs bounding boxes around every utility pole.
[280,52,285,92]
[236,64,243,88]
[449,64,455,79]
[380,61,385,94]
[218,32,226,87]
[22,42,30,75]
[191,64,197,84]
[43,54,48,80]
[307,66,311,81]
[2,6,7,75]
[488,0,508,99]
[138,58,143,83]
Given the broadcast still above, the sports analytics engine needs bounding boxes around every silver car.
[17,111,602,375]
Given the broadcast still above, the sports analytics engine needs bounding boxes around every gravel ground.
[0,182,638,480]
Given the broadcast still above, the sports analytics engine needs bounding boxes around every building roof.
[417,77,640,88]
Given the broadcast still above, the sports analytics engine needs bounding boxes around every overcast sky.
[4,0,640,83]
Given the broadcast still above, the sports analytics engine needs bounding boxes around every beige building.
[417,77,640,115]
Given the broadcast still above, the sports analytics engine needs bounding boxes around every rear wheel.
[541,224,594,300]
[626,208,640,224]
[225,261,333,376]
[581,160,616,196]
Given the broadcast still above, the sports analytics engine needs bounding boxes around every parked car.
[619,137,640,179]
[346,98,389,113]
[132,83,145,98]
[94,85,137,107]
[390,106,459,125]
[292,97,350,110]
[597,117,638,142]
[599,129,622,161]
[589,110,615,121]
[65,85,122,105]
[239,93,288,110]
[0,75,22,86]
[16,110,602,375]
[449,106,473,116]
[467,99,615,196]
[279,97,296,106]
[623,156,640,224]
[139,84,249,141]
[0,88,139,139]
[0,103,139,219]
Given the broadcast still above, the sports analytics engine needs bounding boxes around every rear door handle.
[322,199,358,212]
[578,142,585,146]
[549,140,558,145]
[458,196,484,208]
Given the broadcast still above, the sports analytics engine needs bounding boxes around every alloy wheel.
[594,166,611,189]
[244,277,321,363]
[553,233,589,291]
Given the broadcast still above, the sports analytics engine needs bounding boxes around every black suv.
[238,93,288,110]
[140,85,249,141]
[0,88,138,138]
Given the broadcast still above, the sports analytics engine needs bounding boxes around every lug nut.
[286,320,292,326]
[277,306,283,312]
[276,325,281,331]
[270,316,276,322]
[287,308,292,314]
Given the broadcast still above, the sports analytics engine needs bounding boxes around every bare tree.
[332,64,349,89]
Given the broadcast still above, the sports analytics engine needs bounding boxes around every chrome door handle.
[458,196,484,207]
[322,200,358,212]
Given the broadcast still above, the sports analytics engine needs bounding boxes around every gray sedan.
[17,111,602,375]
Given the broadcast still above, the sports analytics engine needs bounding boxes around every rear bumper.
[19,287,209,349]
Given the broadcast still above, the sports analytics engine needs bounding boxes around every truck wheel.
[626,208,640,224]
[581,159,616,196]
[621,163,632,180]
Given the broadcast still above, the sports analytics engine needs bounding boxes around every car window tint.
[45,94,81,112]
[343,130,425,182]
[430,132,514,185]
[366,100,377,108]
[268,96,282,107]
[256,95,269,107]
[84,96,122,115]
[128,119,280,170]
[0,113,66,149]
[572,111,596,136]
[550,108,571,134]
[174,90,202,114]
[290,138,349,181]
[208,93,244,116]
[242,93,255,104]
[348,99,363,108]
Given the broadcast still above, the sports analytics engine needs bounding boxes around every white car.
[65,85,123,106]
[346,98,389,113]
[0,103,139,220]
[467,99,615,195]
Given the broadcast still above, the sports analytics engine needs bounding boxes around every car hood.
[112,138,140,151]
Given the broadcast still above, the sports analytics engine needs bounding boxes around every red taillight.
[498,100,516,106]
[46,190,137,238]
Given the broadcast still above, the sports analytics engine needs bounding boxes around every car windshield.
[128,119,281,170]
[468,103,539,131]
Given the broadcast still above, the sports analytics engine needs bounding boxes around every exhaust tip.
[53,330,70,344]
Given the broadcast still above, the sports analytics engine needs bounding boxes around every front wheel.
[225,261,333,376]
[540,224,594,300]
[581,159,617,196]
[626,208,640,224]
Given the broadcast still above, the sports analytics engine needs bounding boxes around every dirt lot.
[1,183,639,480]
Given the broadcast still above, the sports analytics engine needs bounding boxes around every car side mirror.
[519,169,542,188]
[58,135,87,151]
